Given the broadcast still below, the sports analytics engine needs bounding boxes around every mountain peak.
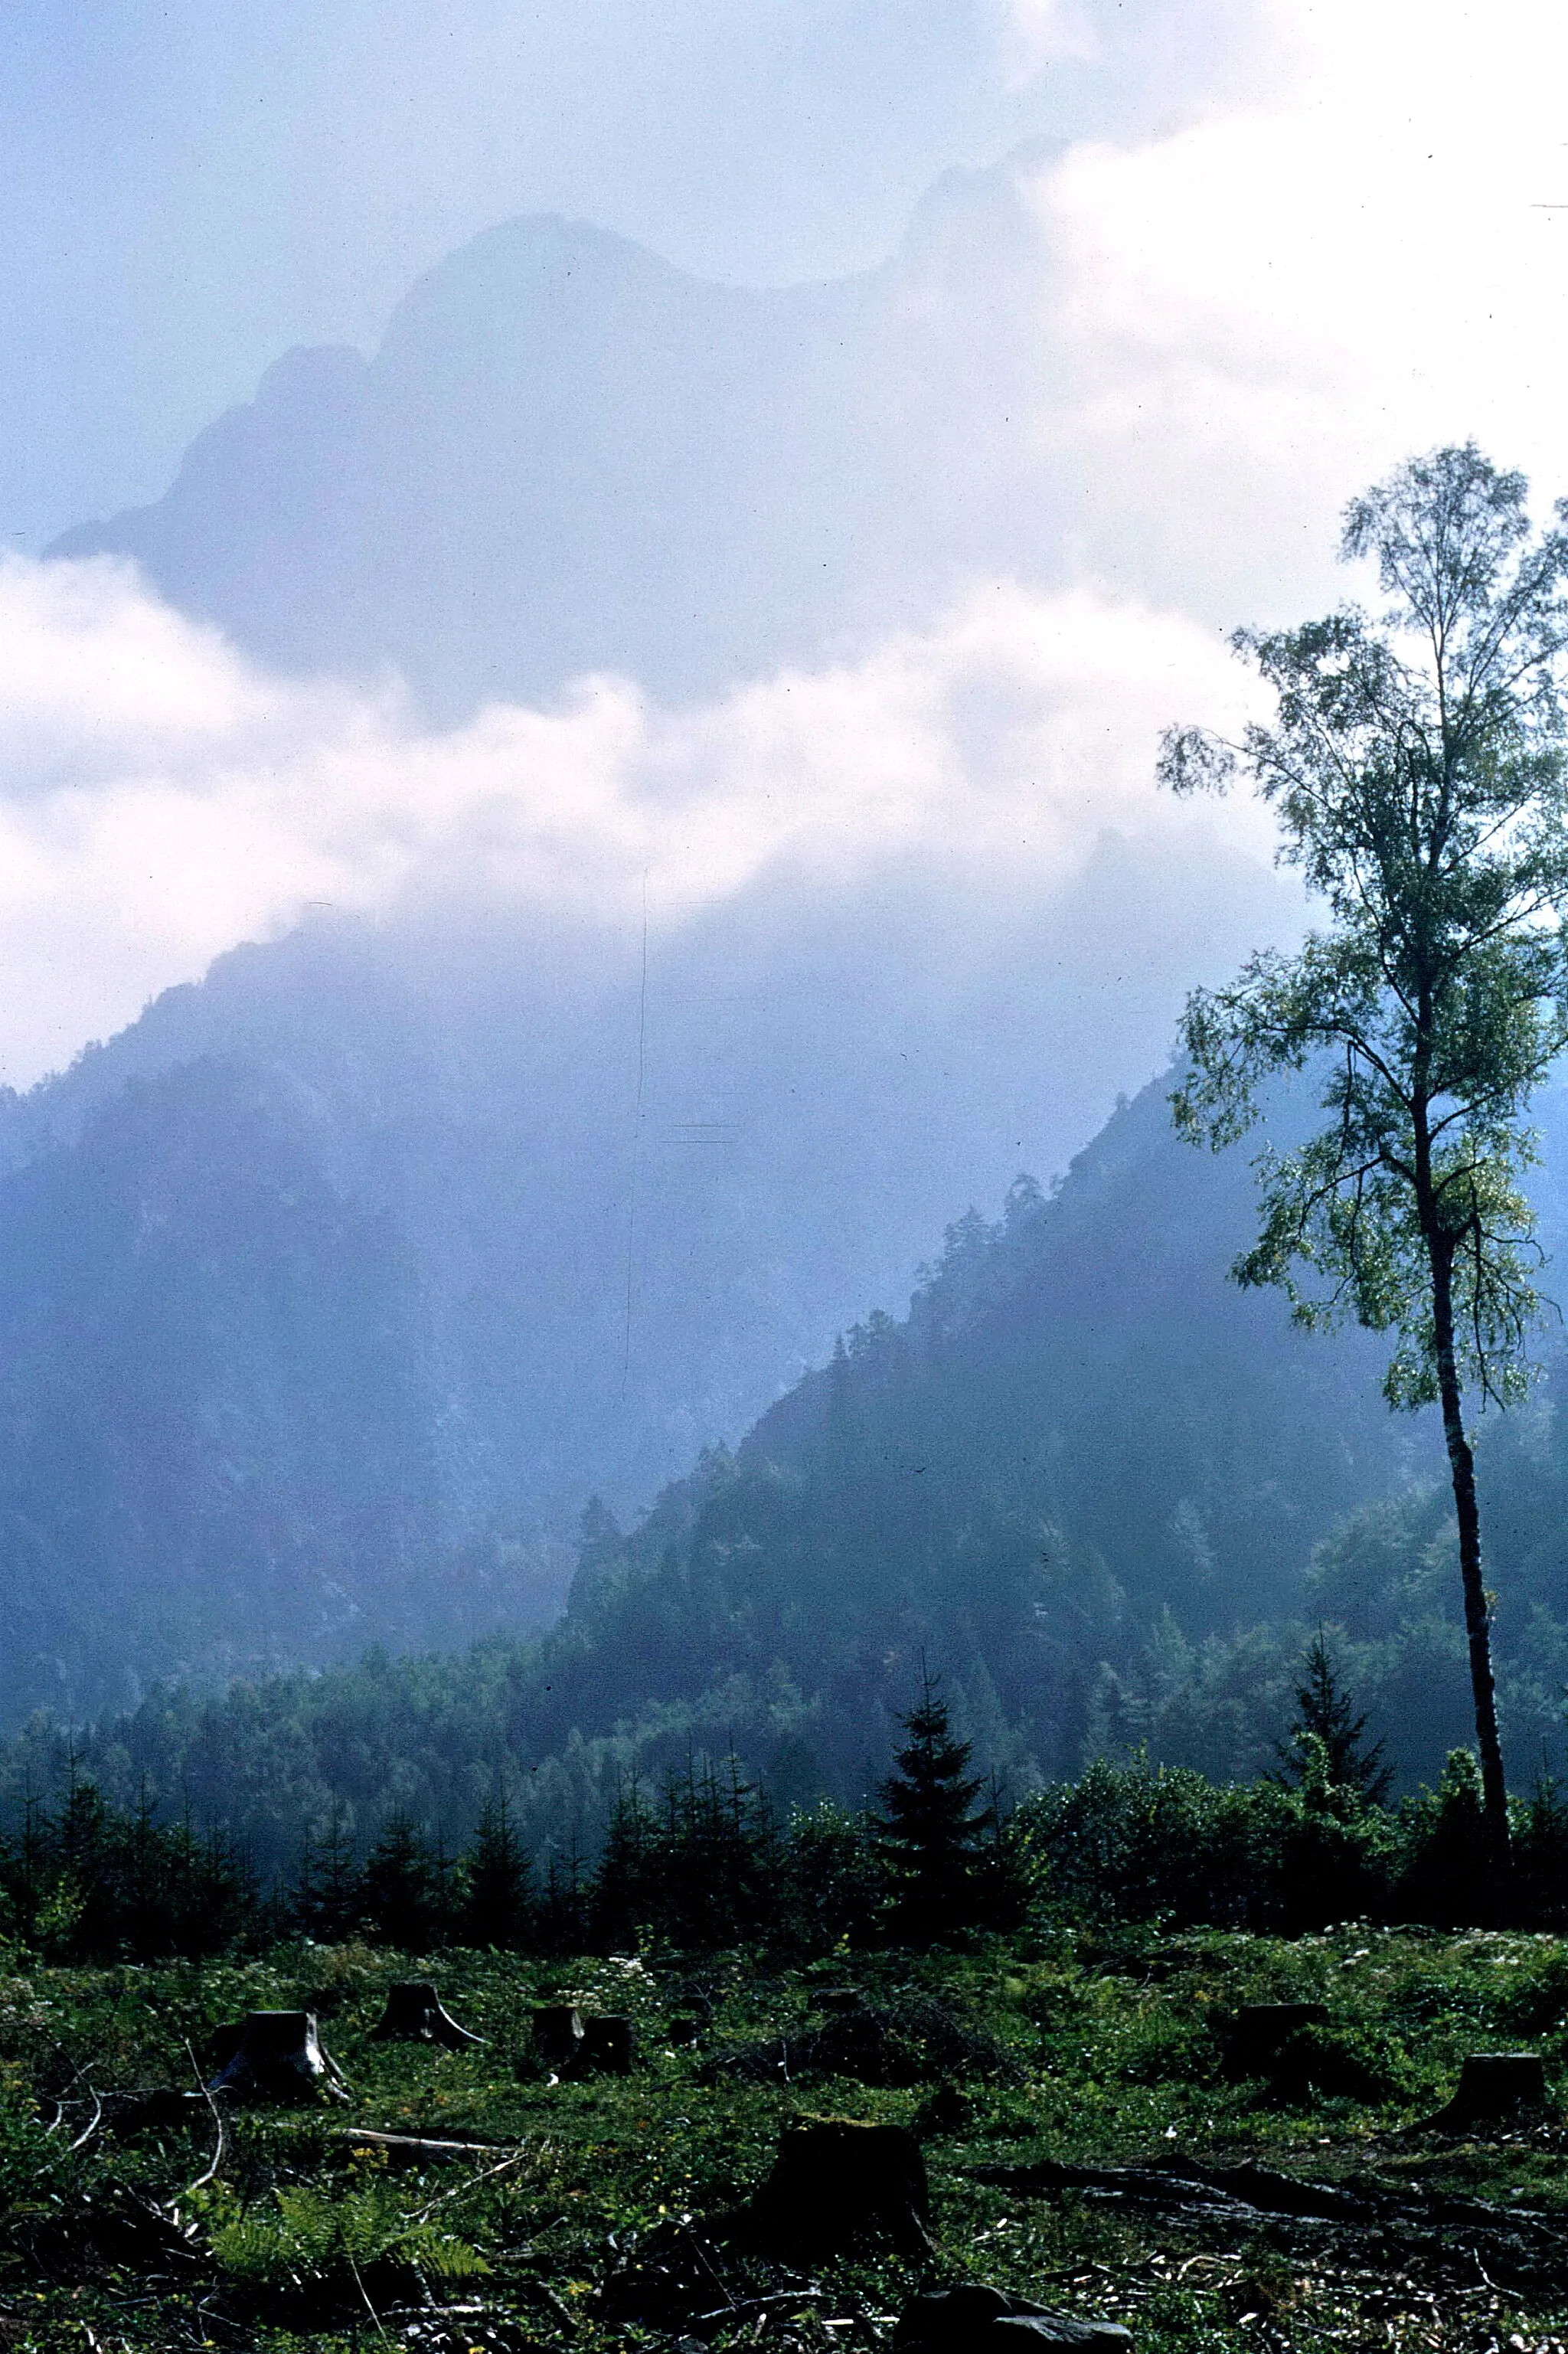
[44,165,1063,717]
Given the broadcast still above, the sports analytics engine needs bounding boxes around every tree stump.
[1217,2002,1330,2082]
[579,2016,635,2075]
[895,2285,1132,2354]
[1227,2003,1329,2058]
[1431,2052,1550,2127]
[744,2117,930,2255]
[532,2005,585,2068]
[369,1981,485,2048]
[206,2011,348,2102]
[668,2012,702,2047]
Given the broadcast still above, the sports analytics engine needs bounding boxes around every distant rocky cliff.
[50,155,1063,718]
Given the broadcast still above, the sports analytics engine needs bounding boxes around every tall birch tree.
[1161,444,1568,1854]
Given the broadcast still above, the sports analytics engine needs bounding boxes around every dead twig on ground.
[172,2038,224,2206]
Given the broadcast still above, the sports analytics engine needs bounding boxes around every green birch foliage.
[1162,444,1568,1407]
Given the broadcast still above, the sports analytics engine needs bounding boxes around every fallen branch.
[411,2151,528,2225]
[348,2250,392,2345]
[176,2038,227,2203]
[691,2288,837,2325]
[67,2081,104,2155]
[334,2127,526,2162]
[968,2156,1568,2291]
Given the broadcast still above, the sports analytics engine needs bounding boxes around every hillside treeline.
[6,1678,1568,1965]
[5,1083,1568,1875]
[0,1038,1419,1726]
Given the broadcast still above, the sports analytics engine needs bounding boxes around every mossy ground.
[5,1924,1568,2352]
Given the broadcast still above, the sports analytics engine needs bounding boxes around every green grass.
[3,1924,1568,2349]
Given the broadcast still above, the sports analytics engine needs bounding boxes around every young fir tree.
[1163,443,1568,1858]
[537,1837,590,1955]
[460,1790,532,1950]
[361,1809,445,1950]
[592,1772,660,1950]
[877,1676,986,1943]
[2,1783,48,1945]
[1273,1632,1393,1806]
[663,1752,779,1948]
[292,1801,363,1943]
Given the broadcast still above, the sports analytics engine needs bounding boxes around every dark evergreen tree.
[292,1801,364,1943]
[661,1752,779,1948]
[1274,1632,1393,1805]
[877,1675,986,1942]
[590,1753,781,1951]
[0,1770,256,1960]
[2,1785,48,1945]
[360,1809,444,1950]
[54,1762,109,1874]
[459,1790,532,1949]
[120,1781,165,1959]
[592,1773,658,1950]
[536,1836,590,1955]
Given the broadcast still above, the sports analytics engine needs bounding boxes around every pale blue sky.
[0,0,1250,548]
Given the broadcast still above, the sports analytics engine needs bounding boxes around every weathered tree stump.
[895,2284,1132,2354]
[579,2015,635,2074]
[668,2012,703,2047]
[369,1981,485,2048]
[533,2005,585,2068]
[744,2117,930,2255]
[1430,2052,1550,2127]
[1227,2003,1330,2063]
[206,2011,348,2103]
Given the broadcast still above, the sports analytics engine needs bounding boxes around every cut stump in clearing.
[1223,2003,1329,2067]
[207,2011,348,2103]
[579,2016,635,2074]
[895,2285,1132,2354]
[532,2005,585,2069]
[369,1981,485,2048]
[1428,2052,1550,2129]
[743,2117,930,2256]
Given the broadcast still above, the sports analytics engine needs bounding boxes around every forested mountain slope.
[5,1071,1468,1872]
[548,1079,1422,1780]
[0,836,1276,1725]
[0,1060,452,1725]
[8,882,1568,1758]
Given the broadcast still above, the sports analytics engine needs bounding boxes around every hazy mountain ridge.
[0,924,1421,1730]
[18,142,1568,1748]
[47,155,1063,718]
[0,1073,1457,1869]
[0,1057,450,1723]
[14,1011,1568,1852]
[0,781,1292,1725]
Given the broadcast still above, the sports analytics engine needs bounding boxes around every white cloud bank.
[0,555,1266,1086]
[1035,0,1568,623]
[7,0,1568,1087]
